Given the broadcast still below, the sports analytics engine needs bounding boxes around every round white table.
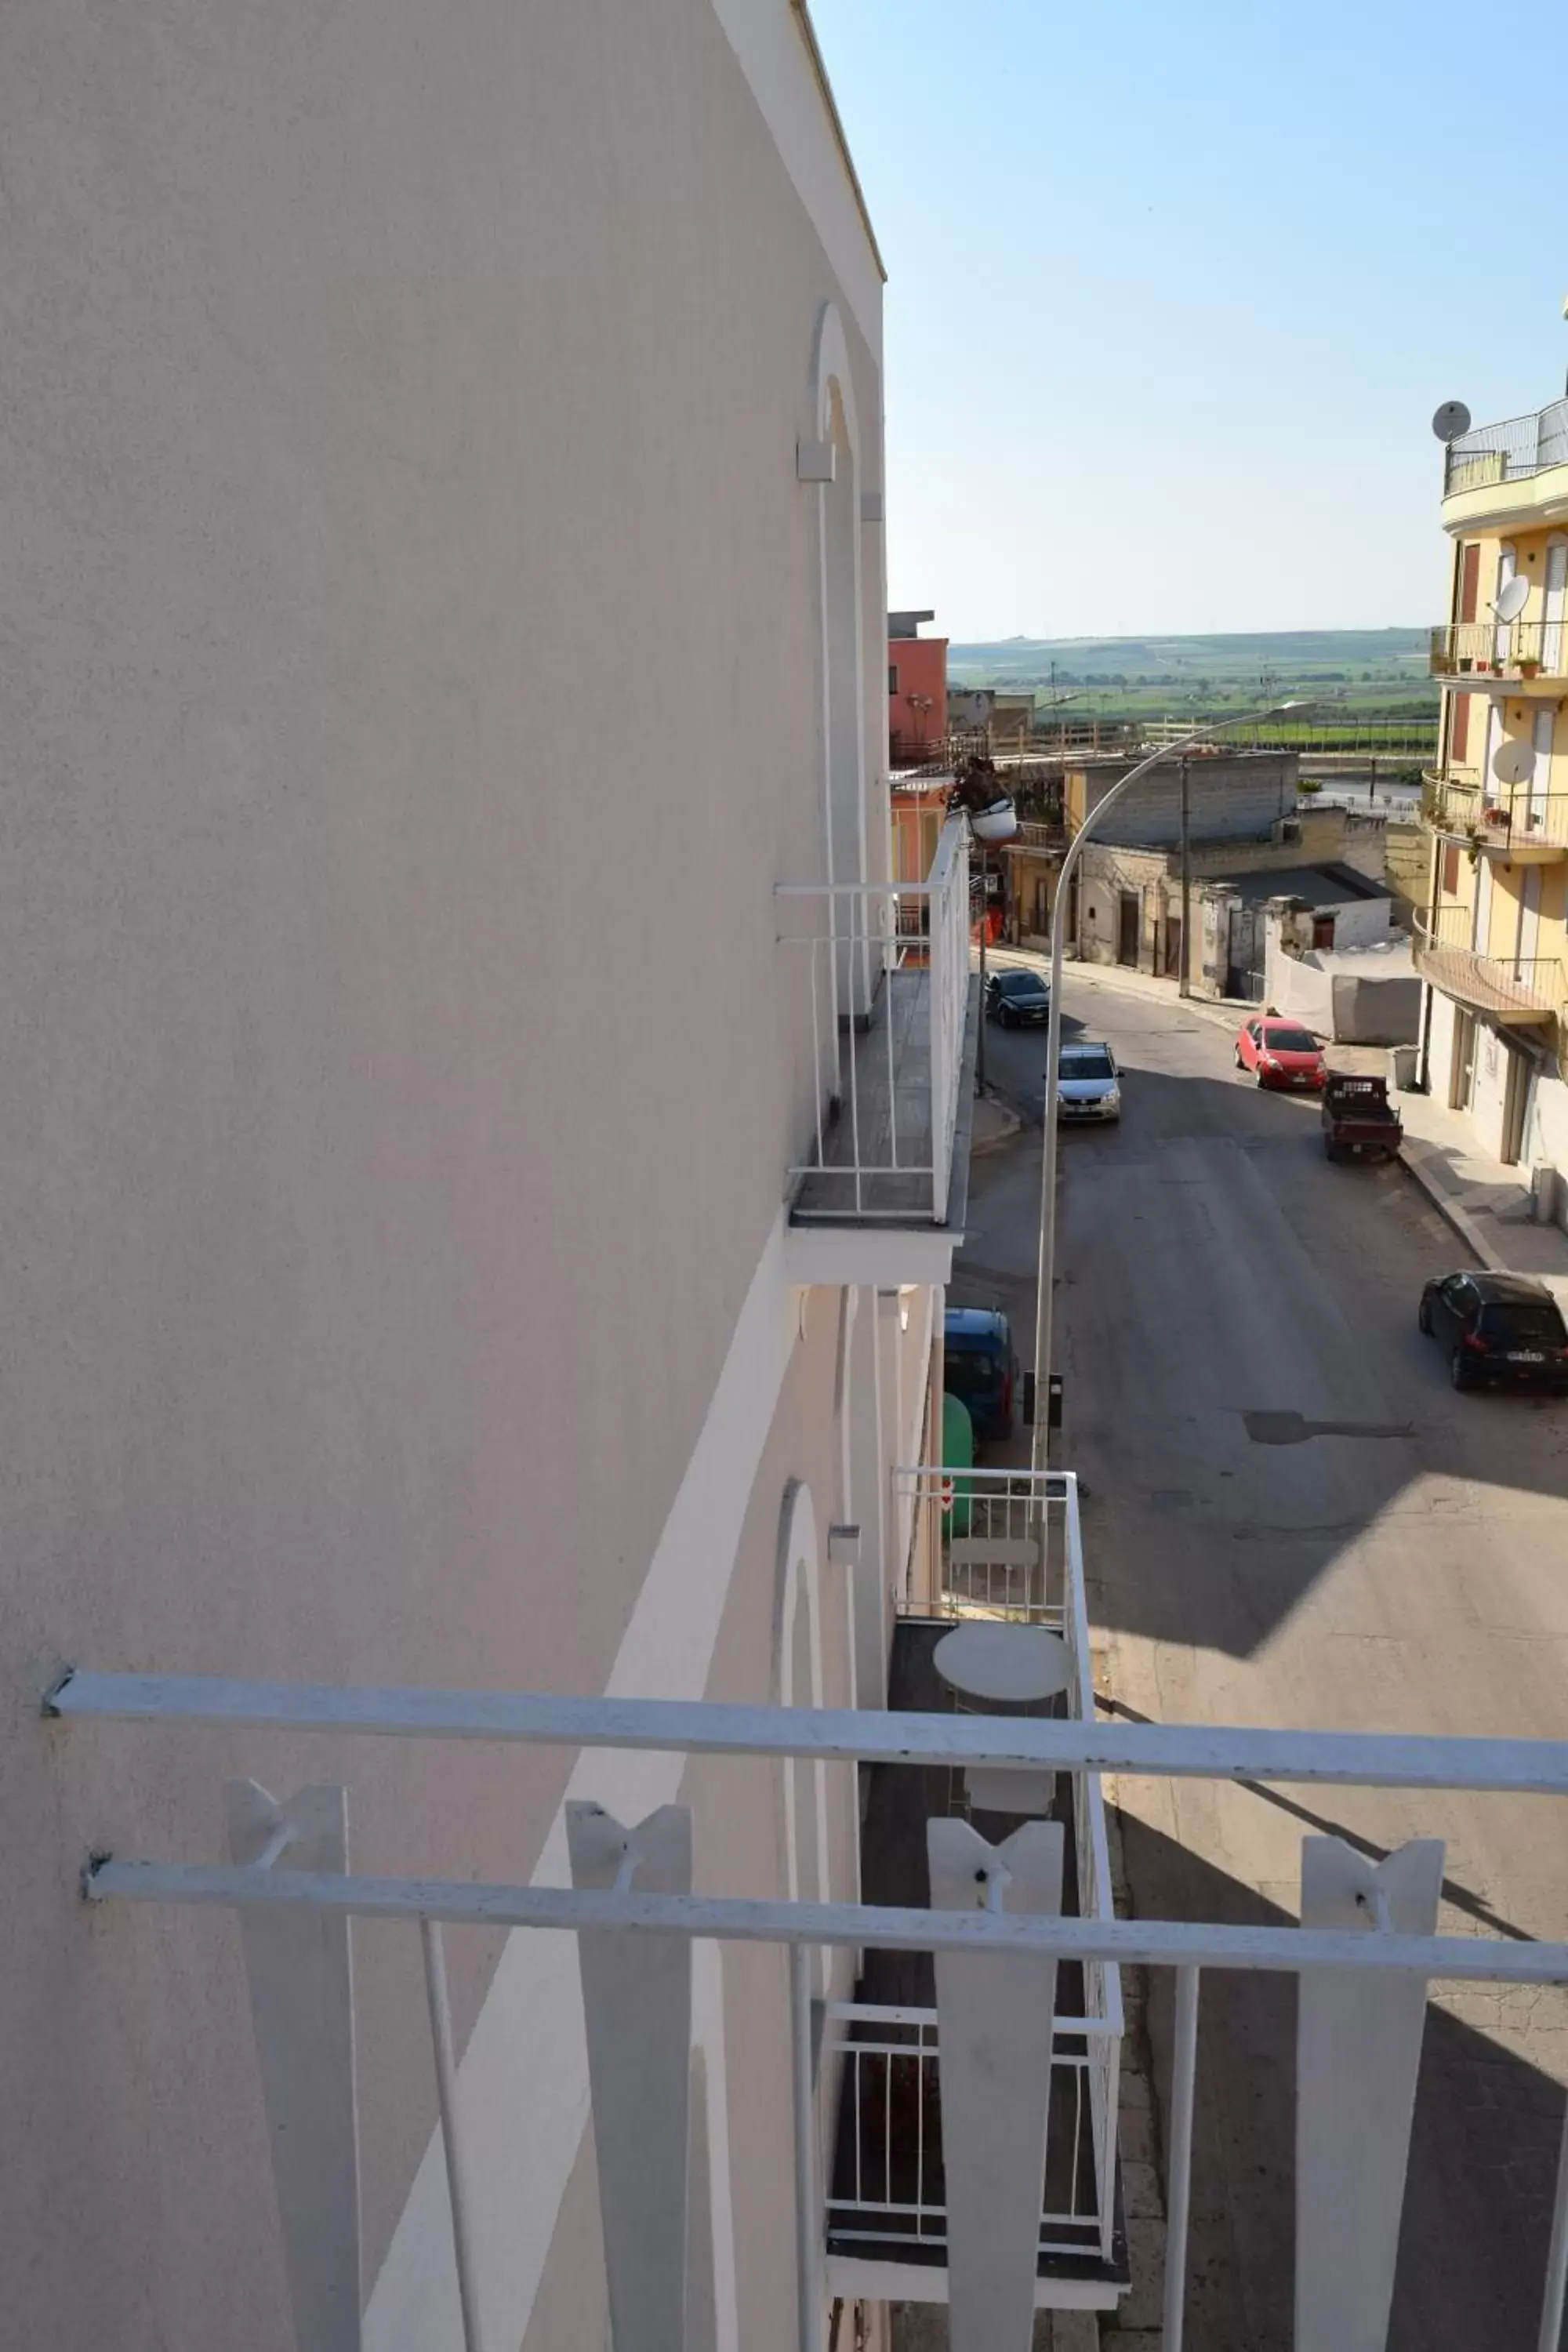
[932,1622,1070,1705]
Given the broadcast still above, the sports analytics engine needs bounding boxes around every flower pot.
[970,796,1018,844]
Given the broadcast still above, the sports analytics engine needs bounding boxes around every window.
[1059,1047,1116,1080]
[1479,1302,1567,1346]
[1441,843,1461,897]
[887,663,898,694]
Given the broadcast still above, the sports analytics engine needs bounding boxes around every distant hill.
[946,629,1432,707]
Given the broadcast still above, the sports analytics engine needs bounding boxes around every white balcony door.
[1481,695,1501,797]
[1543,537,1567,674]
[1494,543,1516,664]
[1515,866,1542,978]
[1530,709,1555,826]
[1472,850,1494,954]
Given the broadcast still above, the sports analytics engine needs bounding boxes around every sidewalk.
[1388,1083,1568,1294]
[971,1087,1022,1154]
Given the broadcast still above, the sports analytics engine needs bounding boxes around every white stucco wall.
[1,0,893,2344]
[1325,895,1399,950]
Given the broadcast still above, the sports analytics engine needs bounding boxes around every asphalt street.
[958,959,1568,2351]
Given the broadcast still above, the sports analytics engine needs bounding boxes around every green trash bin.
[942,1389,975,1541]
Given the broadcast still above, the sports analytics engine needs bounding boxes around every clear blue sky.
[811,0,1568,641]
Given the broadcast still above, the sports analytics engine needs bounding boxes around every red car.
[1234,1016,1327,1091]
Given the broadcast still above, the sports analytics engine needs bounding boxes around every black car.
[985,969,1051,1027]
[1418,1270,1568,1392]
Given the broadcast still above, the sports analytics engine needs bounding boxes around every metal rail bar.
[1163,1967,1200,2351]
[1539,2092,1568,2352]
[49,1671,1568,1795]
[82,1861,1568,1984]
[421,1920,488,2352]
[790,1942,822,2352]
[824,1999,1111,2038]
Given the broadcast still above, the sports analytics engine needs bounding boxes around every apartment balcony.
[49,1566,1568,2352]
[1425,775,1568,861]
[776,813,978,1285]
[1442,397,1568,528]
[1414,906,1566,1028]
[1007,818,1067,854]
[826,1468,1128,2314]
[1429,619,1568,695]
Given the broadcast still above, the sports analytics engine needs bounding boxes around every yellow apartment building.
[1417,390,1568,1171]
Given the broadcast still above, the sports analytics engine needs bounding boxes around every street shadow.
[1098,1693,1537,1946]
[956,1054,1568,1657]
[1116,1806,1567,2352]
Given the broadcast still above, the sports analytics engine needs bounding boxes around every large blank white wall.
[0,0,884,2342]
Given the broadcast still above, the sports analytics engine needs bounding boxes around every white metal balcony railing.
[45,1624,1568,2352]
[1442,396,1568,495]
[824,1999,1115,2265]
[1430,619,1568,679]
[1428,775,1568,852]
[1414,906,1566,1025]
[829,1468,1123,2270]
[777,813,971,1224]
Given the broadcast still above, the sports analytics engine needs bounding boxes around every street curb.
[971,1091,1023,1155]
[1397,1139,1503,1272]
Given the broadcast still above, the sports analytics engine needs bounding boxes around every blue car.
[943,1306,1020,1446]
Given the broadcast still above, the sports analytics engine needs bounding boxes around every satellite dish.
[1493,574,1530,623]
[1432,400,1472,443]
[1493,739,1535,789]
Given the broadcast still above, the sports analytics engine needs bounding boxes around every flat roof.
[1211,862,1392,910]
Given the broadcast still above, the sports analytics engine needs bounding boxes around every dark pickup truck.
[1322,1073,1403,1163]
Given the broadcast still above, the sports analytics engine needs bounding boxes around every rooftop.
[1210,861,1393,911]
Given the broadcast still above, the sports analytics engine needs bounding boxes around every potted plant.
[1519,657,1541,679]
[951,755,1018,844]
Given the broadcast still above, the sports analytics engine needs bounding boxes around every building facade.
[887,611,949,760]
[0,5,1008,2348]
[1417,394,1568,1171]
[1060,753,1396,996]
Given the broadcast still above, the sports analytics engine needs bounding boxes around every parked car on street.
[985,968,1051,1027]
[1054,1040,1122,1123]
[1417,1271,1568,1393]
[1322,1073,1403,1163]
[1234,1015,1327,1091]
[943,1305,1019,1444]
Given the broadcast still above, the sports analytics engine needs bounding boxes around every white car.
[1054,1040,1122,1123]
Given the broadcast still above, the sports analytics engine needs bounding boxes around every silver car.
[1054,1040,1122,1123]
